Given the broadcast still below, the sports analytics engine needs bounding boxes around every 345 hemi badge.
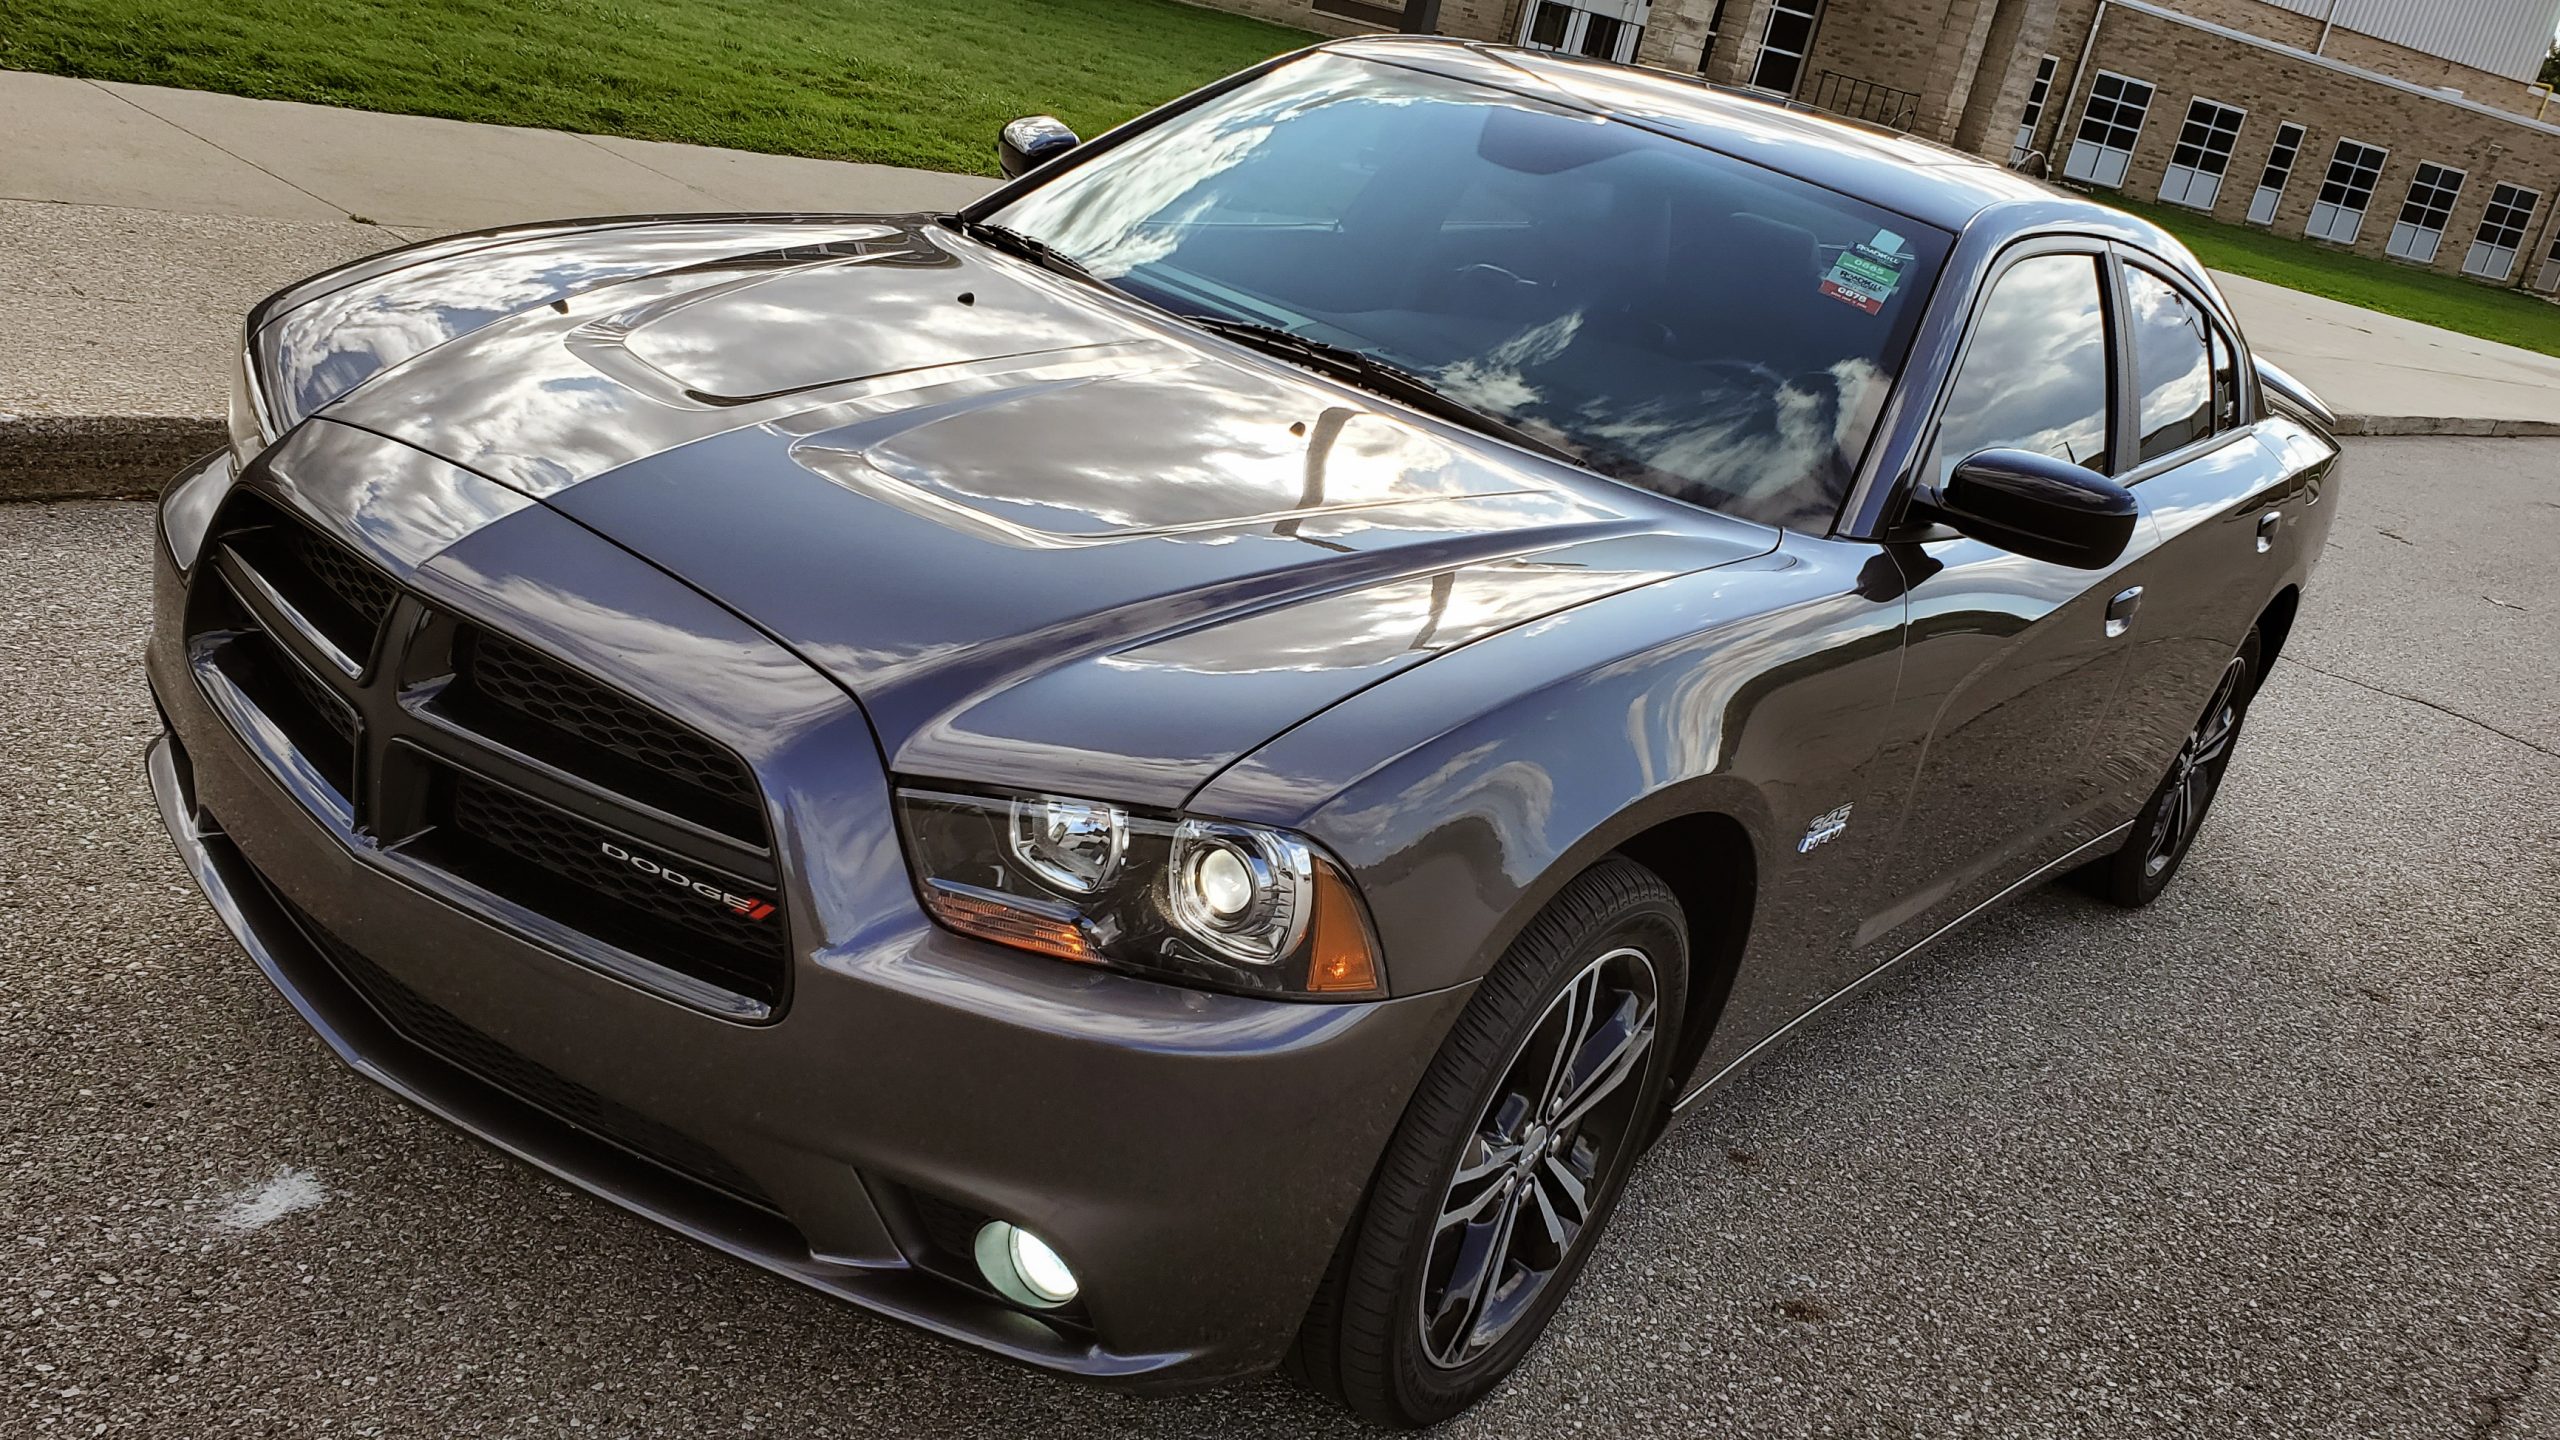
[599,841,777,921]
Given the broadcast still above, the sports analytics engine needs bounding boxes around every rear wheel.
[1291,857,1687,1428]
[2082,628,2261,907]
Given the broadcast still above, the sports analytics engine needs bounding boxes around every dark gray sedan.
[146,36,2339,1427]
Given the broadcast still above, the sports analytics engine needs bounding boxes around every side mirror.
[1928,448,2137,570]
[998,116,1080,179]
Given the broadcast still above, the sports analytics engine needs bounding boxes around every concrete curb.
[2,415,226,502]
[2330,414,2560,438]
[5,408,2557,503]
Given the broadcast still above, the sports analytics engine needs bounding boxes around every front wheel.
[1290,856,1687,1428]
[2082,628,2261,907]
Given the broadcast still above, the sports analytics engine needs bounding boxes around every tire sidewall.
[1362,861,1689,1425]
[2119,629,2263,904]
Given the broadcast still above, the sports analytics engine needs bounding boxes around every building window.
[1749,0,1821,97]
[2306,138,2387,244]
[2386,162,2466,262]
[2063,71,2154,188]
[2247,122,2306,226]
[1697,0,1727,73]
[2158,97,2246,211]
[1519,1,1648,64]
[2466,183,2541,282]
[2011,55,2059,166]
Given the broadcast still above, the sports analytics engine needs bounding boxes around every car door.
[2090,254,2307,804]
[1855,241,2166,962]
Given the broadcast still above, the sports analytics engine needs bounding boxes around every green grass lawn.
[2107,194,2560,358]
[0,0,1318,175]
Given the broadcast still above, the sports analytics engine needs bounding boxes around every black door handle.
[2105,585,2143,638]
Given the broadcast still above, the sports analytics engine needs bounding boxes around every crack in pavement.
[2469,1273,2554,1437]
[2281,656,2560,764]
[80,79,389,231]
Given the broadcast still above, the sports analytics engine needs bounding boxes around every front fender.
[1195,538,1908,1006]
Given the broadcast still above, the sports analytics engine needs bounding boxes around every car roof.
[1321,36,2117,237]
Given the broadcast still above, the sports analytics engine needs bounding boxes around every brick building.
[1205,0,2560,290]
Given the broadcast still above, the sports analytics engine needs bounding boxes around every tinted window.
[2126,267,2213,461]
[990,52,1952,531]
[2209,322,2239,430]
[1929,253,2111,482]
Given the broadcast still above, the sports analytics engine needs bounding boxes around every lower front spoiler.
[146,732,1199,1386]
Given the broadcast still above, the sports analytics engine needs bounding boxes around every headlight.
[226,342,277,469]
[897,787,1383,999]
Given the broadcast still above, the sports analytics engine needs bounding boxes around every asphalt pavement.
[3,437,2557,1437]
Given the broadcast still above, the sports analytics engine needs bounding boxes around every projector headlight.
[897,786,1382,998]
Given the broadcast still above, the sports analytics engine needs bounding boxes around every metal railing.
[1805,70,1921,132]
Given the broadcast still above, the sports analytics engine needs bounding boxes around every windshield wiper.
[1181,316,1577,465]
[952,217,1093,282]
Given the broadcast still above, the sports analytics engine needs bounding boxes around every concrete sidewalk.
[5,69,2557,498]
[1,71,996,495]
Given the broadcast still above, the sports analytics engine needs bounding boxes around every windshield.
[986,52,1951,531]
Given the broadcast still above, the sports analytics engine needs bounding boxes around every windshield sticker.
[1820,230,1910,316]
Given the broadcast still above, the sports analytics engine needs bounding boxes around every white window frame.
[2158,95,2247,211]
[2063,71,2155,189]
[2464,183,2540,282]
[1517,0,1651,64]
[2385,161,2466,263]
[2247,122,2306,227]
[1748,0,1821,97]
[2307,138,2387,245]
[2011,55,2059,167]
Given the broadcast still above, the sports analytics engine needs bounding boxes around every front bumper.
[146,465,1471,1389]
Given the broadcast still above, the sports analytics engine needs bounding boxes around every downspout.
[2314,0,2337,57]
[2055,0,2111,169]
[1399,0,1443,33]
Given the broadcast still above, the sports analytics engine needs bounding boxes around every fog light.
[974,1220,1078,1308]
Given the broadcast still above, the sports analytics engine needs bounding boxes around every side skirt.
[1669,820,2134,1115]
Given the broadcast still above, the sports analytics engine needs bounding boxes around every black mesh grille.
[276,896,776,1211]
[277,649,359,745]
[462,630,758,818]
[217,496,397,664]
[439,773,787,1005]
[282,524,398,637]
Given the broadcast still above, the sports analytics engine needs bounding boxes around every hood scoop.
[619,250,1135,404]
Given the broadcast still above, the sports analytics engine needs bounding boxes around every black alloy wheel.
[2085,628,2262,907]
[1290,857,1688,1428]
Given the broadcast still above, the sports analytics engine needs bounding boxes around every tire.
[1290,856,1688,1428]
[2081,628,2262,908]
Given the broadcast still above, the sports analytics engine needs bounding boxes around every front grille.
[272,892,776,1211]
[217,494,396,664]
[186,572,358,803]
[188,488,789,1015]
[455,629,761,837]
[283,524,399,640]
[436,772,788,1006]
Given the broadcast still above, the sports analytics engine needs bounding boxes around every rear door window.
[2124,266,2215,462]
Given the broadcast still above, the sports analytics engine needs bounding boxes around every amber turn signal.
[1304,861,1382,995]
[922,882,1100,964]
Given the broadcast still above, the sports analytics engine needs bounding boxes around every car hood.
[271,216,1778,806]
